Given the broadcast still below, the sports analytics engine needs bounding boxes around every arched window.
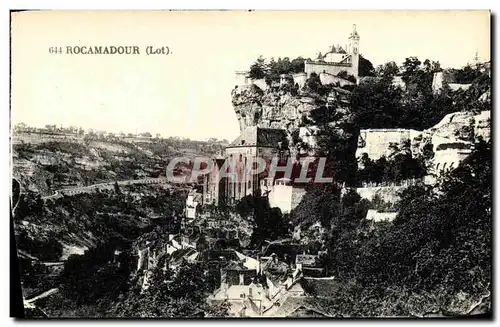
[442,162,447,171]
[436,163,440,171]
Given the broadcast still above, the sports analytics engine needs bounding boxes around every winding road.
[41,177,181,200]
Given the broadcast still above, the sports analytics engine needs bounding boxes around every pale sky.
[11,10,490,141]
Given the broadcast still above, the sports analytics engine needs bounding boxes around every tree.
[114,181,122,195]
[113,260,228,318]
[351,76,403,128]
[376,61,400,81]
[401,57,422,84]
[244,195,288,246]
[359,55,375,77]
[248,56,267,80]
[304,72,333,96]
[291,57,306,73]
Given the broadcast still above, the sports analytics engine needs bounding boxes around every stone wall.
[356,128,421,160]
[319,72,355,87]
[268,184,306,215]
[448,83,471,91]
[432,71,472,93]
[235,71,250,85]
[474,111,491,141]
[305,61,356,80]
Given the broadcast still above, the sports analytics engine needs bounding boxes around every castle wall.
[356,129,421,161]
[365,209,398,222]
[305,61,356,79]
[319,72,355,87]
[234,72,268,91]
[235,71,250,86]
[432,71,471,93]
[432,72,444,93]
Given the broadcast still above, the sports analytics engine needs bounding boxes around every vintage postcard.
[10,10,491,318]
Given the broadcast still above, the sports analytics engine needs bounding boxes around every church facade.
[202,126,290,206]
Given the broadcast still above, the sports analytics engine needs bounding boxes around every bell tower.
[348,24,360,81]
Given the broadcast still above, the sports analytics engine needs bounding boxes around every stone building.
[203,126,289,206]
[185,189,203,220]
[202,158,228,206]
[261,177,307,215]
[304,24,360,82]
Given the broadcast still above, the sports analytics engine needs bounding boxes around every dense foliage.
[249,56,306,84]
[299,140,491,316]
[19,183,227,318]
[352,57,490,130]
[16,185,189,315]
[358,139,433,185]
[112,260,228,318]
[236,195,290,246]
[248,54,375,83]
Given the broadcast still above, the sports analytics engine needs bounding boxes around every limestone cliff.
[232,84,319,133]
[231,82,358,156]
[425,110,491,142]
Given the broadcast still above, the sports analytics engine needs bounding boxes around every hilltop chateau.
[304,24,360,81]
[236,24,361,89]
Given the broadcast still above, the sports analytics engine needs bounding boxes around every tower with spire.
[304,24,361,84]
[348,24,360,79]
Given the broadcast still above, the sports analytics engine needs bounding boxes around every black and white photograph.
[9,10,492,319]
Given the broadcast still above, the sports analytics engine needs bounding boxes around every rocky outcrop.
[426,110,491,142]
[356,110,491,166]
[232,84,321,134]
[232,82,358,154]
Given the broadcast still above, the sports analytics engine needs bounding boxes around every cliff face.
[232,83,326,132]
[231,82,358,154]
[425,110,491,142]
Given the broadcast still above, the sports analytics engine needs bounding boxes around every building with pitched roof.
[304,24,360,83]
[203,126,290,206]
